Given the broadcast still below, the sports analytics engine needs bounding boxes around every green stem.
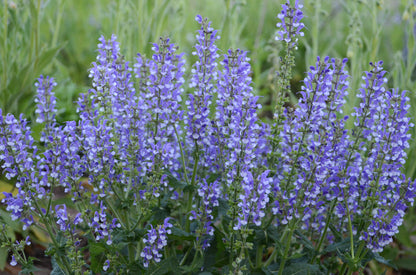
[339,262,347,275]
[106,199,128,230]
[45,222,71,273]
[186,142,199,232]
[179,246,191,266]
[128,242,135,264]
[313,200,337,263]
[35,205,71,274]
[278,225,295,275]
[312,0,320,61]
[35,0,40,60]
[174,124,190,185]
[255,245,264,268]
[51,0,63,48]
[264,244,279,267]
[345,198,355,260]
[190,141,200,187]
[2,0,7,94]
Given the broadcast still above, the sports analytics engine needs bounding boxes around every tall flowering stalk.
[346,62,416,254]
[1,93,76,273]
[216,49,270,226]
[140,218,173,268]
[269,0,305,167]
[134,37,186,178]
[271,56,416,274]
[186,15,219,165]
[183,15,220,244]
[213,48,272,267]
[269,56,351,273]
[0,113,36,229]
[34,75,57,142]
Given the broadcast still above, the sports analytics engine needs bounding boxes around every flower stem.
[278,225,295,275]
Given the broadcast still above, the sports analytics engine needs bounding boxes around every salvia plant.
[0,1,415,274]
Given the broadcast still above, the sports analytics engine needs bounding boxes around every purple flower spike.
[89,201,119,245]
[55,204,70,231]
[135,37,186,172]
[186,15,220,153]
[275,56,351,231]
[276,0,305,49]
[55,204,83,233]
[34,75,57,126]
[140,218,173,268]
[348,61,415,252]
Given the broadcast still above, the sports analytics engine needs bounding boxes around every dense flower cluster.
[214,48,271,229]
[274,56,415,252]
[34,76,57,120]
[134,37,186,173]
[0,112,36,230]
[186,15,219,161]
[55,204,83,233]
[349,61,416,252]
[274,57,350,228]
[89,201,121,245]
[140,218,173,267]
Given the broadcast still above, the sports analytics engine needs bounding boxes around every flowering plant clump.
[0,1,415,274]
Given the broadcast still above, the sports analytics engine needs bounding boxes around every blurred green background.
[1,0,416,273]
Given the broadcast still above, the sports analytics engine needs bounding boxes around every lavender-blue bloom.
[55,204,83,233]
[80,34,121,118]
[10,255,17,266]
[275,57,350,231]
[276,0,305,49]
[134,38,185,172]
[89,201,121,245]
[348,61,416,252]
[0,112,36,181]
[34,75,57,142]
[185,15,219,155]
[79,119,116,198]
[34,75,57,122]
[140,218,173,268]
[214,49,272,229]
[103,259,110,271]
[215,49,263,178]
[235,170,272,229]
[0,111,37,230]
[190,179,221,249]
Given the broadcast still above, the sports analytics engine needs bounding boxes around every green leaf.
[217,198,229,218]
[262,263,280,274]
[0,247,8,271]
[145,256,180,275]
[50,257,66,275]
[294,229,314,251]
[321,237,350,254]
[283,263,324,275]
[183,184,196,193]
[395,257,416,271]
[170,226,195,241]
[0,208,21,234]
[166,172,187,189]
[328,224,342,242]
[372,252,397,270]
[36,45,62,71]
[90,242,107,273]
